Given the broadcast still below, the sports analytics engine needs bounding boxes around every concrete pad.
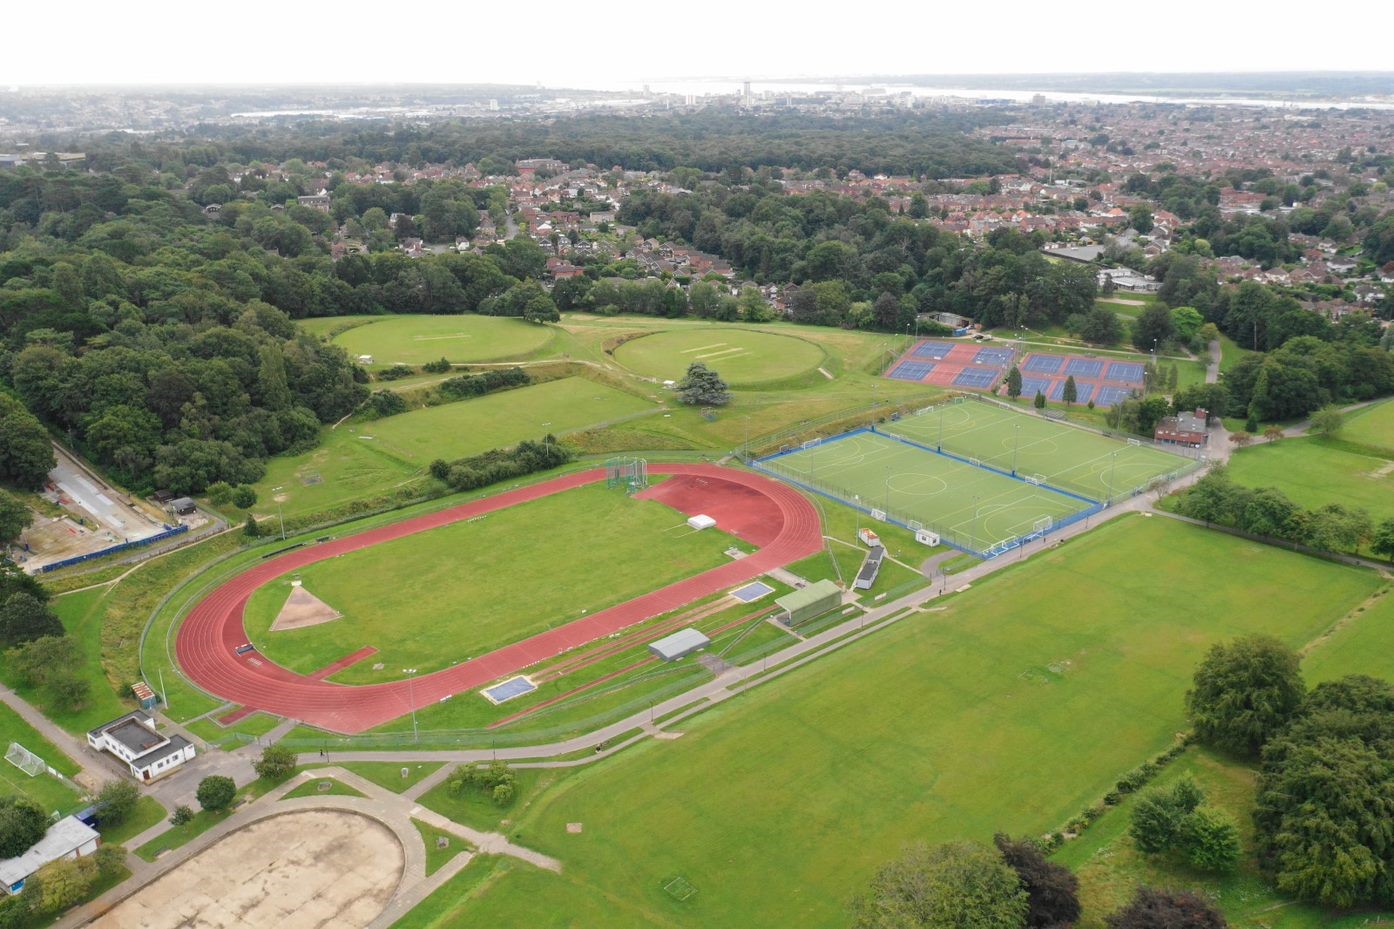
[270,584,343,632]
[93,810,403,929]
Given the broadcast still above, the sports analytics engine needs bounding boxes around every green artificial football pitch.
[881,399,1195,501]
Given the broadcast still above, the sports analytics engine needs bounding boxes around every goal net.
[1127,438,1143,447]
[6,742,46,777]
[1033,517,1054,533]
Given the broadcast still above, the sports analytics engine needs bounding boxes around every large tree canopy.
[1185,635,1305,756]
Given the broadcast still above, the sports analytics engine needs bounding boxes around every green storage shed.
[776,579,843,627]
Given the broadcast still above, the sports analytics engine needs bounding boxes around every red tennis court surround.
[884,339,1016,391]
[174,465,821,734]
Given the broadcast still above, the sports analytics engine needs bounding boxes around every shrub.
[365,389,408,418]
[205,480,234,506]
[252,745,296,782]
[169,805,193,826]
[95,780,140,828]
[195,775,236,812]
[231,485,257,509]
[422,357,452,374]
[377,364,416,381]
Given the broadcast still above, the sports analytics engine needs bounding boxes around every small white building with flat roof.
[87,711,195,783]
[0,816,100,896]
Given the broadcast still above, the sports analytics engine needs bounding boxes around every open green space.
[1344,398,1394,455]
[1303,585,1394,684]
[613,328,827,387]
[248,376,655,521]
[0,587,131,736]
[760,430,1092,553]
[884,398,1195,500]
[1057,748,1393,928]
[424,515,1377,929]
[0,703,83,815]
[336,761,443,793]
[310,314,557,366]
[245,483,738,683]
[1226,436,1394,523]
[96,795,166,847]
[282,776,366,800]
[134,776,288,862]
[413,819,472,876]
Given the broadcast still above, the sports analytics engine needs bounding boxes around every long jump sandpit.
[93,810,403,929]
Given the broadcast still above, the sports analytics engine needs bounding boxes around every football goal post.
[6,742,46,777]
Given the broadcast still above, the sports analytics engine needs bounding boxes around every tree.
[196,775,236,812]
[95,780,140,828]
[243,514,261,538]
[1262,425,1284,442]
[1170,306,1205,343]
[1129,778,1204,854]
[30,854,99,916]
[1105,887,1227,929]
[0,492,29,546]
[0,592,64,648]
[1006,366,1023,400]
[1228,430,1253,449]
[1373,518,1394,560]
[1034,391,1046,410]
[1133,305,1177,352]
[0,398,56,489]
[676,362,730,407]
[1062,376,1078,406]
[1255,675,1394,908]
[252,745,296,782]
[6,635,81,688]
[170,805,194,826]
[1308,407,1343,438]
[850,841,1029,929]
[1185,635,1305,756]
[231,486,257,509]
[0,796,48,858]
[993,834,1080,929]
[1178,806,1241,872]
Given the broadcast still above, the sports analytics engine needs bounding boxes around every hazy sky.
[8,1,1393,87]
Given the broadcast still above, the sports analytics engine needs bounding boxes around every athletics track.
[174,464,822,733]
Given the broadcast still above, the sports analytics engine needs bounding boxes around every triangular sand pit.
[270,582,343,632]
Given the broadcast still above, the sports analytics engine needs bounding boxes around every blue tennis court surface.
[1023,355,1062,374]
[1096,386,1136,407]
[1065,358,1105,378]
[953,369,998,388]
[482,676,536,704]
[890,361,935,381]
[1048,381,1095,403]
[911,341,955,359]
[1106,361,1145,384]
[1021,377,1053,397]
[974,348,1014,365]
[731,581,775,603]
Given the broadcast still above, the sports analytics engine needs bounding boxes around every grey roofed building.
[648,627,711,662]
[1042,244,1104,263]
[0,816,101,895]
[87,711,197,782]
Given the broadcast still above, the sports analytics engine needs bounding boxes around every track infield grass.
[882,400,1193,500]
[249,377,656,520]
[433,515,1381,929]
[613,328,826,387]
[1226,436,1394,524]
[244,483,739,683]
[310,314,557,366]
[760,431,1089,553]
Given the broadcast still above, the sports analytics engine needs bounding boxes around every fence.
[751,443,1103,560]
[40,524,189,573]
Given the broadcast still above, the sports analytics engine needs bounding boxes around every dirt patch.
[270,583,342,632]
[94,810,404,929]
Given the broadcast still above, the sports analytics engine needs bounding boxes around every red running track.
[174,464,822,733]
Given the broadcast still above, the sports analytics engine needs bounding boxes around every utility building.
[776,579,842,627]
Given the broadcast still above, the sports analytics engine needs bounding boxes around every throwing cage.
[605,457,649,493]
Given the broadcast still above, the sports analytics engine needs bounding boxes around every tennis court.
[755,430,1094,556]
[883,339,1016,391]
[877,398,1197,502]
[1014,352,1147,408]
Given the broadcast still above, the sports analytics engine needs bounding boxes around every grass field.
[419,516,1380,929]
[0,703,83,815]
[1302,585,1394,684]
[1345,398,1394,454]
[1226,436,1394,523]
[1057,748,1393,929]
[883,399,1196,500]
[244,483,738,683]
[612,328,827,387]
[759,431,1091,553]
[249,377,656,521]
[307,315,557,366]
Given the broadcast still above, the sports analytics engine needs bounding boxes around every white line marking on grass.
[411,334,474,341]
[680,342,726,354]
[696,348,746,361]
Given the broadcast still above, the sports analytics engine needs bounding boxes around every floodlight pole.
[1012,423,1021,476]
[404,668,419,742]
[158,668,169,712]
[1107,450,1118,504]
[938,405,945,451]
[971,495,980,553]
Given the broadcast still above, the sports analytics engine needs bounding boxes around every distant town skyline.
[9,1,1394,88]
